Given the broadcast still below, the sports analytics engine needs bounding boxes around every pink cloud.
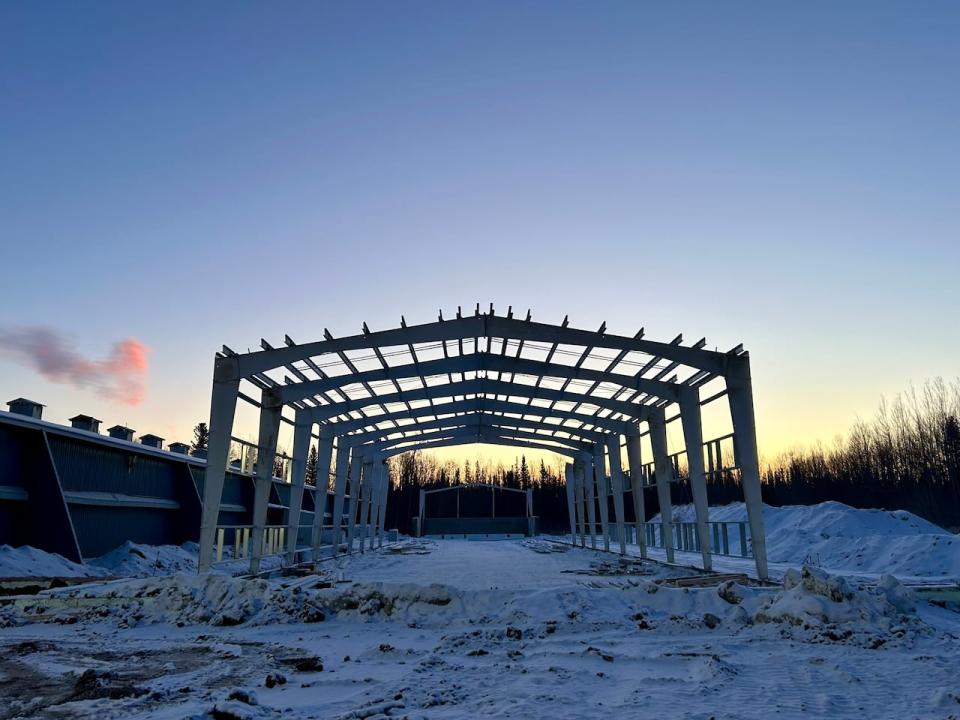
[0,326,150,406]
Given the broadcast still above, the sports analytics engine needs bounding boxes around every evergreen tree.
[191,422,209,453]
[306,445,318,485]
[520,455,530,488]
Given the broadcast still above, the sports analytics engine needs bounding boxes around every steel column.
[330,441,351,558]
[592,444,611,552]
[309,427,335,559]
[249,391,283,574]
[606,435,627,555]
[198,375,239,573]
[649,409,675,563]
[346,451,363,553]
[563,463,577,545]
[574,459,588,547]
[284,415,312,564]
[377,461,389,547]
[584,458,598,548]
[727,358,769,580]
[679,387,713,571]
[625,426,647,558]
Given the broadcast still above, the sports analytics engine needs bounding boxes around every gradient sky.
[1,1,958,464]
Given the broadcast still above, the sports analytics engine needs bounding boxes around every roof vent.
[69,414,101,433]
[6,398,44,419]
[169,441,191,455]
[140,434,164,449]
[107,425,135,442]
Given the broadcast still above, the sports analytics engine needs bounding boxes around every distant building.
[140,433,165,449]
[69,414,102,434]
[107,425,135,442]
[6,398,44,419]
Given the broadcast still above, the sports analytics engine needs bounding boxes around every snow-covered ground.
[2,501,955,584]
[1,538,958,719]
[648,501,959,583]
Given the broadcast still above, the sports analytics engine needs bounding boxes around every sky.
[1,1,958,466]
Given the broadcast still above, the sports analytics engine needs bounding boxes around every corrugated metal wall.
[48,435,179,498]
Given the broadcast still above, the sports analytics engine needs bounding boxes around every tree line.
[381,378,960,534]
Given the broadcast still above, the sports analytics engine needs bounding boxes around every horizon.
[2,2,958,465]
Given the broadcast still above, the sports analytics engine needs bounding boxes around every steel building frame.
[198,306,769,578]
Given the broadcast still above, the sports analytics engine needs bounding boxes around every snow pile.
[88,541,200,576]
[11,573,328,628]
[657,500,959,579]
[0,545,105,578]
[751,566,918,644]
[0,541,281,580]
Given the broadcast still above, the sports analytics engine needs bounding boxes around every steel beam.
[232,315,729,378]
[279,353,682,406]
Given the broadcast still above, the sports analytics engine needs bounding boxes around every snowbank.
[88,541,200,576]
[0,545,103,579]
[0,542,201,579]
[4,556,923,655]
[0,540,281,580]
[654,500,959,579]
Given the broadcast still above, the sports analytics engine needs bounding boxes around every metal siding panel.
[71,505,173,558]
[47,436,178,499]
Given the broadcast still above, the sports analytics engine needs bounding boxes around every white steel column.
[364,456,376,550]
[727,357,769,580]
[592,444,611,552]
[309,426,335,560]
[563,463,577,545]
[679,387,713,571]
[198,368,239,573]
[377,461,389,547]
[346,450,363,553]
[418,489,426,536]
[625,426,647,559]
[583,458,597,548]
[367,459,380,550]
[358,455,374,553]
[373,461,386,548]
[574,459,588,547]
[606,435,627,555]
[329,440,351,558]
[284,413,312,564]
[367,460,379,550]
[648,409,675,563]
[249,389,283,575]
